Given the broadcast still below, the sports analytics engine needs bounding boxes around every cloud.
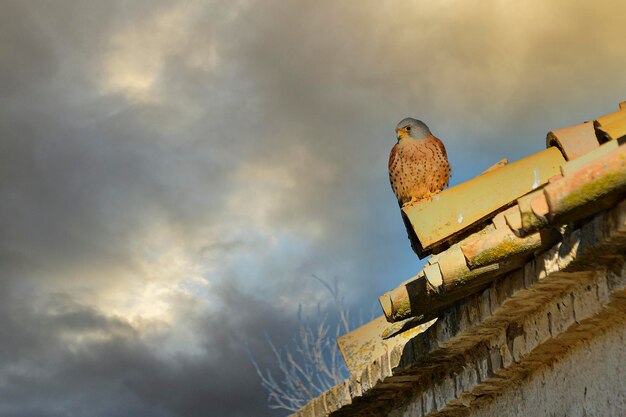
[0,267,290,417]
[100,2,222,103]
[1,0,626,416]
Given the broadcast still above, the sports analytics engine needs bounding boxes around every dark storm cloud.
[0,277,290,417]
[0,2,280,416]
[1,0,626,416]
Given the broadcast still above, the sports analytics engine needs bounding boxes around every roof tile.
[460,227,559,269]
[546,121,598,161]
[336,315,435,374]
[503,205,523,233]
[544,143,626,223]
[561,139,619,176]
[594,107,626,142]
[402,147,564,257]
[517,189,549,234]
[596,117,626,142]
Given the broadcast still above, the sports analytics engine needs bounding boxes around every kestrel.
[389,118,450,207]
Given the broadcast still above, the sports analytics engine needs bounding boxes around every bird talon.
[403,196,422,207]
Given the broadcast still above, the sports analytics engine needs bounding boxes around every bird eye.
[406,126,412,131]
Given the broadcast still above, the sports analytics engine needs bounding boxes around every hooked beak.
[396,129,403,140]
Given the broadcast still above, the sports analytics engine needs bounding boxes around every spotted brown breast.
[389,134,450,206]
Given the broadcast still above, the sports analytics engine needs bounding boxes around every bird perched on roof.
[389,118,450,207]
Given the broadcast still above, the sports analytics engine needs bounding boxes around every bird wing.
[388,143,404,207]
[388,142,398,170]
[431,135,448,158]
[431,135,452,184]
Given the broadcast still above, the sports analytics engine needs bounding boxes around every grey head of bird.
[395,117,431,141]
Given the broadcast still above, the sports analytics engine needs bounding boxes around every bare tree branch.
[247,275,357,414]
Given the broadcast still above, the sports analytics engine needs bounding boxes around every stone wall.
[293,201,626,417]
[466,324,625,417]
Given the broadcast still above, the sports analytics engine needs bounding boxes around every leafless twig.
[247,276,354,414]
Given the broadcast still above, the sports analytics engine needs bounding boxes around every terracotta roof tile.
[503,204,523,232]
[460,226,559,269]
[547,121,597,161]
[516,189,549,234]
[402,147,564,257]
[561,139,618,176]
[336,315,435,374]
[594,107,626,142]
[544,143,626,223]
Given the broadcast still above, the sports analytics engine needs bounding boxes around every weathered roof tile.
[544,143,626,224]
[594,107,626,142]
[546,121,597,161]
[460,226,559,270]
[336,314,435,375]
[402,147,564,257]
[561,139,619,176]
[517,189,549,234]
[503,205,523,233]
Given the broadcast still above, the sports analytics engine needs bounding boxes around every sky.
[1,1,625,416]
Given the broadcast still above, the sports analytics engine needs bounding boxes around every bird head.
[395,118,431,141]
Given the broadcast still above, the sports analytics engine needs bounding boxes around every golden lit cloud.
[100,3,219,102]
[227,144,337,241]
